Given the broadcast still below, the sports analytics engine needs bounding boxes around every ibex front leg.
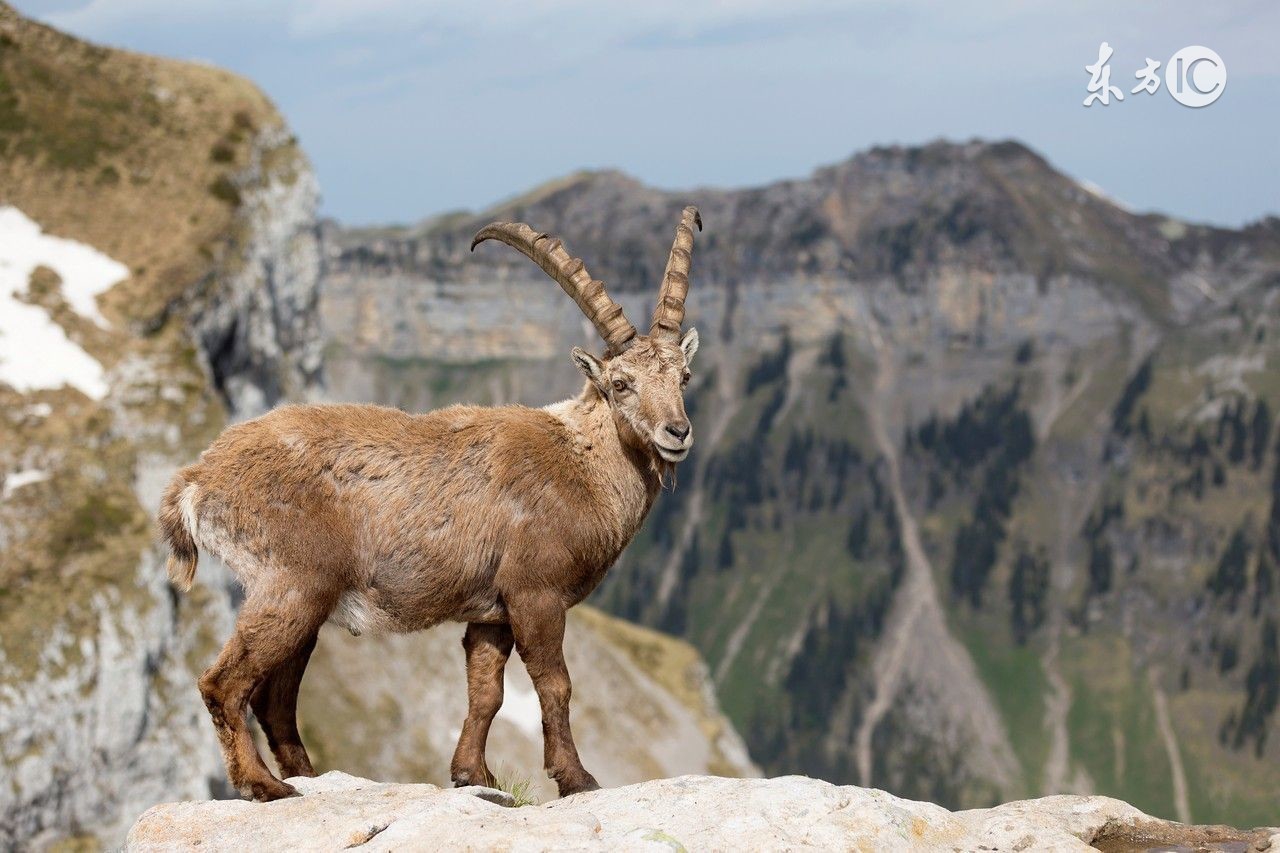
[507,591,599,797]
[450,622,514,788]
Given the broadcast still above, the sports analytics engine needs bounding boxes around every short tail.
[158,473,200,592]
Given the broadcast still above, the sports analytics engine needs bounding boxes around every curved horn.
[651,205,701,339]
[471,223,637,353]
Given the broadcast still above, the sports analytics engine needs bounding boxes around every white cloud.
[43,0,865,45]
[41,0,275,33]
[20,0,1279,227]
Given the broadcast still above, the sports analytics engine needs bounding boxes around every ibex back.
[159,208,703,801]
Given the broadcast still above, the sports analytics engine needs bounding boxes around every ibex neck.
[544,383,663,518]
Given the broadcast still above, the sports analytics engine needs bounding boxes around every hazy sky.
[18,1,1279,228]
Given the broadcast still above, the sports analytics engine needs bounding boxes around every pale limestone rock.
[126,772,1280,853]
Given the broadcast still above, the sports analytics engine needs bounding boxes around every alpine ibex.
[159,207,702,802]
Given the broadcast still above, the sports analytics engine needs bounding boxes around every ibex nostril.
[666,422,691,441]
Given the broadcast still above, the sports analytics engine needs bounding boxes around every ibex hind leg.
[250,633,319,780]
[199,583,335,802]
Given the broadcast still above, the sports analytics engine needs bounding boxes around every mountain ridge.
[320,136,1280,826]
[339,135,1279,238]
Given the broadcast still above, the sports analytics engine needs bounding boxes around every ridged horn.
[651,205,701,339]
[471,223,637,353]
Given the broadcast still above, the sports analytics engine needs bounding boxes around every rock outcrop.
[126,772,1279,852]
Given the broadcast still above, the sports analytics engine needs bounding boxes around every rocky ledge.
[126,772,1277,852]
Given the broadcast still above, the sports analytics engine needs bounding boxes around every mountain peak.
[329,137,1272,319]
[482,168,646,218]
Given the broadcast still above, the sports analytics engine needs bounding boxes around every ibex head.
[472,206,702,463]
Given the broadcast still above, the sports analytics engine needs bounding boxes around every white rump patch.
[0,206,129,400]
[177,482,201,543]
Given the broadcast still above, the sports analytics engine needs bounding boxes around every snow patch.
[3,469,50,499]
[0,206,129,400]
[1080,179,1133,213]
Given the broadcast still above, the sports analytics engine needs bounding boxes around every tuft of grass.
[490,765,538,807]
[208,174,241,206]
[209,140,235,163]
[94,164,119,185]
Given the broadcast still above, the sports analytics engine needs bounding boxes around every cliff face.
[0,4,323,846]
[320,143,1280,825]
[0,9,755,848]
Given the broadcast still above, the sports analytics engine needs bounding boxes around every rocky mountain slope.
[0,7,752,848]
[127,771,1280,852]
[321,141,1280,826]
[0,3,322,845]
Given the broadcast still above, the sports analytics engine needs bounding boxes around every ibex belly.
[328,545,508,636]
[326,587,507,636]
[327,590,397,636]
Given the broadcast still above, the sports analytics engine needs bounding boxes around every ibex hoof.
[451,768,493,789]
[557,774,600,798]
[241,778,300,802]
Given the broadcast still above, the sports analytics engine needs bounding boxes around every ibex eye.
[682,372,691,386]
[612,379,628,393]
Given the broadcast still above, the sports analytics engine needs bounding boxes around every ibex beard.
[158,207,703,802]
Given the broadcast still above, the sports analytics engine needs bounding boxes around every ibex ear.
[571,347,607,391]
[680,327,700,364]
